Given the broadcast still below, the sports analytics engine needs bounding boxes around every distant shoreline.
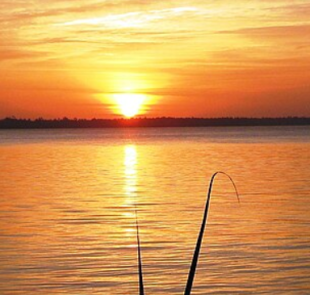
[1,117,310,129]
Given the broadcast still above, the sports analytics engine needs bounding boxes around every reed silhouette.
[135,172,239,295]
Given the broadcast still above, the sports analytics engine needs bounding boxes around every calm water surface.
[0,126,310,294]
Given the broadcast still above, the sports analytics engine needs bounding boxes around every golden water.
[0,127,309,294]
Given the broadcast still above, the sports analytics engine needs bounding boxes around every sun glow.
[113,93,147,118]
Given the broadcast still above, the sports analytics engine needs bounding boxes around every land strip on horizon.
[1,117,310,129]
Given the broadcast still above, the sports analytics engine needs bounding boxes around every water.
[0,126,309,294]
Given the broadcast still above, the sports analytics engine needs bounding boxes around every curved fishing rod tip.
[210,171,241,203]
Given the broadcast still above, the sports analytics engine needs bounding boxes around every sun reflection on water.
[123,145,138,237]
[124,145,137,197]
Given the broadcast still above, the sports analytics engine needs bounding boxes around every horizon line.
[1,116,310,129]
[2,116,310,121]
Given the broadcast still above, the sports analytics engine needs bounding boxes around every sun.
[113,93,146,118]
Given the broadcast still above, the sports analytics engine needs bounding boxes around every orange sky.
[1,0,310,118]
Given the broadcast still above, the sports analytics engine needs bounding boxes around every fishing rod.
[133,172,239,295]
[135,207,145,295]
[184,171,240,295]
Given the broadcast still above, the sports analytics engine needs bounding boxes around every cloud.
[0,48,48,61]
[0,0,189,28]
[217,24,310,52]
[57,7,199,28]
[219,24,310,39]
[268,2,310,18]
[0,1,153,23]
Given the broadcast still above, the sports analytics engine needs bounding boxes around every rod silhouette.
[135,208,145,295]
[184,172,240,295]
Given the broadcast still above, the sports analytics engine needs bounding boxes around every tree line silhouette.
[0,117,309,129]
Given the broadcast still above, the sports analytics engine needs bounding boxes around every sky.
[1,0,310,118]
